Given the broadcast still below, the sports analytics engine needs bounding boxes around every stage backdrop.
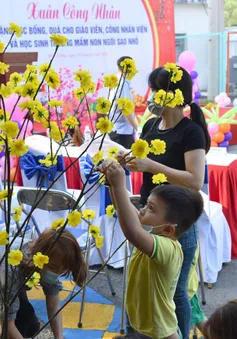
[0,0,175,100]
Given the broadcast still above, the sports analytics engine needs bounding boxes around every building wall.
[175,4,209,90]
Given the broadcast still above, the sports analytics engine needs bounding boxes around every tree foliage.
[225,0,237,27]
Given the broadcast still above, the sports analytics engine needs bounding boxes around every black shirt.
[140,117,206,205]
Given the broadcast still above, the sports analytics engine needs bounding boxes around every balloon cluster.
[178,51,200,104]
[0,95,33,182]
[215,92,231,108]
[208,122,232,148]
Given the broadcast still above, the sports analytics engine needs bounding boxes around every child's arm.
[103,161,154,256]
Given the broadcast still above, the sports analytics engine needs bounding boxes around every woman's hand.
[125,157,152,173]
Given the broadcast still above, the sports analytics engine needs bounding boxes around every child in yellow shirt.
[100,160,204,339]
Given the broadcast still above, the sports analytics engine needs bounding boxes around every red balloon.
[218,124,231,134]
[213,132,225,143]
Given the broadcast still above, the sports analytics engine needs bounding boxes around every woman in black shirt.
[121,66,210,339]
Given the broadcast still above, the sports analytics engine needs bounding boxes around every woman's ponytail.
[190,102,211,153]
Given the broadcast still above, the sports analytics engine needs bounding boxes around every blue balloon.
[218,140,229,148]
[224,131,232,142]
[195,91,201,99]
[0,148,5,159]
[190,70,198,80]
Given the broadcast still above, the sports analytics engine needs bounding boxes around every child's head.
[138,184,203,239]
[205,300,237,339]
[29,229,86,286]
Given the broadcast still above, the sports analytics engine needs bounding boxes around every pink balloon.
[193,78,199,85]
[0,156,14,179]
[193,84,199,92]
[208,122,219,135]
[192,93,195,100]
[178,51,197,72]
[4,95,28,122]
[215,95,222,104]
[220,92,227,98]
[19,120,33,138]
[224,97,231,106]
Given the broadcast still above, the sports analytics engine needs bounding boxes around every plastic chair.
[16,187,115,328]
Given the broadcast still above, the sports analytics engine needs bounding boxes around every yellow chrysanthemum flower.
[0,83,13,98]
[120,58,137,74]
[0,231,9,246]
[0,190,9,201]
[0,41,5,53]
[48,100,63,107]
[8,22,23,37]
[33,252,49,269]
[13,206,23,222]
[99,173,107,186]
[26,272,41,288]
[8,250,23,266]
[1,121,19,138]
[103,74,118,89]
[173,89,184,106]
[73,88,84,99]
[10,139,28,156]
[164,63,183,84]
[131,139,150,159]
[50,34,68,46]
[96,97,111,114]
[68,211,82,228]
[89,225,100,238]
[107,146,119,159]
[51,218,65,230]
[62,116,78,129]
[39,63,50,75]
[74,70,92,91]
[32,107,49,123]
[9,72,22,85]
[92,151,104,165]
[152,173,167,185]
[95,235,104,248]
[0,109,10,122]
[39,153,57,167]
[116,98,134,116]
[106,205,116,217]
[82,209,96,221]
[126,70,138,81]
[50,126,65,143]
[154,90,167,106]
[45,70,60,89]
[21,83,37,98]
[150,139,166,155]
[96,117,114,134]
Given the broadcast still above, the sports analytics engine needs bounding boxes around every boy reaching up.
[100,161,203,339]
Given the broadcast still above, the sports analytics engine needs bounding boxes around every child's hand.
[101,160,126,188]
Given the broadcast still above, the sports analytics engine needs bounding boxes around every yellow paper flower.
[26,272,41,288]
[88,81,96,94]
[23,65,38,81]
[106,205,116,217]
[10,139,28,156]
[50,34,68,46]
[33,107,49,123]
[103,74,118,89]
[73,88,84,99]
[27,73,40,87]
[126,70,138,81]
[0,190,8,200]
[39,153,57,167]
[21,83,37,98]
[1,121,19,138]
[154,90,167,106]
[96,97,111,114]
[99,173,106,186]
[0,83,13,98]
[74,70,92,91]
[152,173,167,185]
[150,139,166,155]
[131,139,150,159]
[0,41,5,53]
[82,209,96,221]
[0,62,10,75]
[95,235,104,248]
[19,99,38,111]
[107,146,119,159]
[96,117,114,134]
[0,109,10,122]
[164,63,183,83]
[0,231,9,245]
[33,252,49,269]
[116,98,134,116]
[8,250,23,266]
[39,63,50,75]
[8,22,23,37]
[51,218,65,230]
[9,72,22,85]
[68,211,82,227]
[92,151,104,165]
[50,126,65,143]
[48,100,63,107]
[89,225,100,238]
[174,89,184,106]
[45,70,60,89]
[120,58,137,74]
[62,116,78,129]
[13,206,23,222]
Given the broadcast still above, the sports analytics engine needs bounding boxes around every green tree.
[225,0,237,27]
